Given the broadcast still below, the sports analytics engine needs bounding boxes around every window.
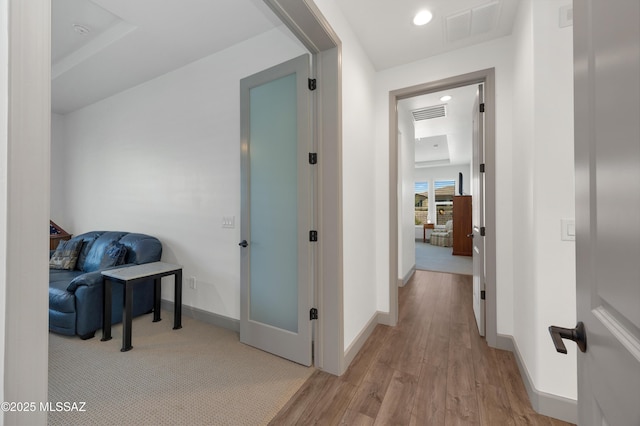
[434,179,455,225]
[414,182,428,225]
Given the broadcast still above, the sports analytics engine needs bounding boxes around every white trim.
[401,265,415,286]
[161,300,240,333]
[343,311,378,368]
[376,311,393,327]
[3,1,50,424]
[263,0,344,376]
[503,334,578,424]
[388,69,498,346]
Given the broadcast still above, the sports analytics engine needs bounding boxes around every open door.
[239,54,314,366]
[472,84,485,336]
[566,1,640,424]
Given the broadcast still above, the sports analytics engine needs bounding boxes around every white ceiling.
[336,0,521,71]
[399,84,480,167]
[52,0,520,166]
[51,0,282,114]
[335,0,519,167]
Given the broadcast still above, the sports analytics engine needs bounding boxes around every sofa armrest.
[66,271,103,293]
[66,263,135,293]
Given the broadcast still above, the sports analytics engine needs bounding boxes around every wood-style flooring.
[270,270,574,425]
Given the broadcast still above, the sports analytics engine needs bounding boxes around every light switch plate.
[561,219,575,241]
[559,5,573,28]
[222,216,235,228]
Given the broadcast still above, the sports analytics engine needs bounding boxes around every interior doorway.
[389,69,497,346]
[398,84,478,277]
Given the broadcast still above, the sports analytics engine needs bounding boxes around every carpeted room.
[48,312,312,425]
[415,242,472,276]
[48,1,316,423]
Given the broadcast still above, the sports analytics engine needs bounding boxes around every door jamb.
[263,0,345,375]
[388,68,497,347]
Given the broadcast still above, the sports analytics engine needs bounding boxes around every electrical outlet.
[188,276,197,290]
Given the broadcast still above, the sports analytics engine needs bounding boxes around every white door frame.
[263,0,345,374]
[388,69,498,347]
[2,0,51,424]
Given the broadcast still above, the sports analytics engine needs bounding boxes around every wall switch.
[188,276,197,289]
[559,5,573,28]
[561,219,575,241]
[222,216,235,228]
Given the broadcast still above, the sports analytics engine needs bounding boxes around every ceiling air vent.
[412,104,447,122]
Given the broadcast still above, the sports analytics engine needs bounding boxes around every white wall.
[512,0,538,396]
[374,37,515,331]
[312,0,379,350]
[512,0,576,400]
[397,102,415,281]
[51,28,307,320]
[2,1,50,424]
[51,112,66,223]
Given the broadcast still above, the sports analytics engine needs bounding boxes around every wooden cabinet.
[452,196,472,256]
[50,220,71,250]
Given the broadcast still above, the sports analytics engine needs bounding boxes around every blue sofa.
[49,231,162,339]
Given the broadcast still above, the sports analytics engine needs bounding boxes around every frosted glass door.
[249,73,298,333]
[239,55,312,366]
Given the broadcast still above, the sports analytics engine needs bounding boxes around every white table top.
[101,261,182,281]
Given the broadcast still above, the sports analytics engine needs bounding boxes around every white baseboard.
[498,334,577,424]
[401,266,416,287]
[343,311,379,369]
[161,300,240,333]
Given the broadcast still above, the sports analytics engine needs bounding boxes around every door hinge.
[309,152,318,164]
[480,163,485,173]
[481,290,486,300]
[310,308,318,320]
[479,103,485,113]
[308,78,317,91]
[309,230,318,242]
[480,227,486,236]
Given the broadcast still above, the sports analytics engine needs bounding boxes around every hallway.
[270,270,572,425]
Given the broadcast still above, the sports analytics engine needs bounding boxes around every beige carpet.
[48,311,313,425]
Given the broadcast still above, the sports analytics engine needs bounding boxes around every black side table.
[101,261,182,351]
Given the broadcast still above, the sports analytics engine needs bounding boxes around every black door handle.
[548,322,587,354]
[238,240,248,248]
[467,233,474,238]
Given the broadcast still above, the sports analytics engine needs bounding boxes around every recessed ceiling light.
[413,10,433,26]
[440,95,452,101]
[72,24,91,35]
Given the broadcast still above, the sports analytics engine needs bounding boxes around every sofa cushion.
[98,241,127,269]
[49,239,83,270]
[118,233,163,265]
[81,231,128,272]
[75,233,101,271]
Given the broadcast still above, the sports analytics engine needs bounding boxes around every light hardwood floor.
[270,270,574,425]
